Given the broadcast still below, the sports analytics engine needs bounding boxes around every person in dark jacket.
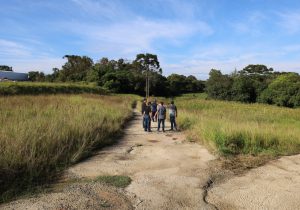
[141,98,147,129]
[143,102,152,132]
[151,99,157,122]
[169,101,177,131]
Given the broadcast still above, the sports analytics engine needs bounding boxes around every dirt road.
[207,154,300,210]
[1,110,216,210]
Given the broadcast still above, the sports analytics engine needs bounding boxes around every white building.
[0,71,28,81]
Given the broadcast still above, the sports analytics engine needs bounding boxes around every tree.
[239,64,273,76]
[133,53,162,97]
[58,55,93,81]
[28,71,46,82]
[0,65,13,71]
[185,75,205,93]
[231,75,257,102]
[167,74,188,96]
[258,73,300,107]
[206,69,233,100]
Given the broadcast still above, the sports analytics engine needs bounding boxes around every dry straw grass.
[0,94,137,200]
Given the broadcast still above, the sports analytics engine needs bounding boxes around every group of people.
[141,98,178,132]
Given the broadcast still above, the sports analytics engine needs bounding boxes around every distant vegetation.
[177,93,300,156]
[0,65,13,71]
[0,82,107,95]
[206,64,300,107]
[0,94,137,201]
[26,53,205,96]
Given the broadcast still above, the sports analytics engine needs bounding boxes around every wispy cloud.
[0,38,63,73]
[277,10,300,34]
[0,39,31,57]
[70,0,130,20]
[4,57,65,73]
[230,11,268,36]
[62,17,213,57]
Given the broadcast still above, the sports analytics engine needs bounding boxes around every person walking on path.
[143,102,152,132]
[155,101,166,132]
[169,101,178,131]
[151,99,158,122]
[141,98,147,129]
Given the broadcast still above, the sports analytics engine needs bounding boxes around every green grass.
[176,93,300,156]
[0,81,107,95]
[0,94,138,202]
[94,175,132,188]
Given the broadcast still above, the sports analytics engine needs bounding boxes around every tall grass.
[0,82,107,95]
[0,94,138,201]
[176,93,300,156]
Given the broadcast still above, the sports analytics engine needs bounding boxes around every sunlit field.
[0,94,137,200]
[176,94,300,156]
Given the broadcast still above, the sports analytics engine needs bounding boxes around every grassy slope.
[0,94,139,201]
[176,93,300,156]
[0,82,107,95]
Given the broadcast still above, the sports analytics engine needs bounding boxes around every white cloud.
[0,39,31,57]
[162,45,300,79]
[0,39,64,73]
[277,11,300,34]
[230,11,268,36]
[70,0,129,20]
[62,18,213,57]
[1,57,65,73]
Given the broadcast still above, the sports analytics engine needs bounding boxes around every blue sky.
[1,0,300,79]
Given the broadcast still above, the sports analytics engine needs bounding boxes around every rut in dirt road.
[1,109,217,210]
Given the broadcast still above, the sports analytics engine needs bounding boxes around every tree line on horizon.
[27,53,205,96]
[3,53,300,107]
[206,64,300,107]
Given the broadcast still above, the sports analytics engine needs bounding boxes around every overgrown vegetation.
[176,93,300,156]
[0,94,138,201]
[0,82,107,95]
[206,64,300,108]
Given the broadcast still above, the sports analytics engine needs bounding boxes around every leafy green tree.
[133,53,162,97]
[259,73,300,107]
[206,69,233,100]
[58,55,93,81]
[185,75,205,93]
[28,71,46,81]
[231,75,256,102]
[0,65,13,71]
[167,74,188,96]
[239,64,273,75]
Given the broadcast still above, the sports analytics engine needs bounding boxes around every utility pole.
[145,67,150,98]
[145,70,148,98]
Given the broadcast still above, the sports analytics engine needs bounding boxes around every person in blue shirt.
[151,99,157,122]
[155,101,166,132]
[169,101,178,131]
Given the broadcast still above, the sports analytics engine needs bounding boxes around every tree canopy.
[206,64,300,107]
[0,65,13,71]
